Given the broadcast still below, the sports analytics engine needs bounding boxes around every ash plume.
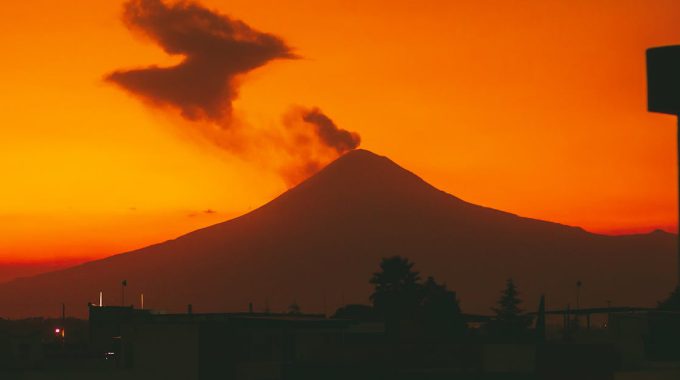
[302,108,361,153]
[277,107,361,186]
[106,0,360,184]
[107,0,295,122]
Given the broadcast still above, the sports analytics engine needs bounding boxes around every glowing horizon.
[1,0,679,265]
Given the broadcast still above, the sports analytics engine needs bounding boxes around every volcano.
[0,150,676,318]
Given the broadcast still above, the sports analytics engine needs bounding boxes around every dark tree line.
[334,254,680,343]
[350,255,680,340]
[369,256,465,339]
[363,256,532,341]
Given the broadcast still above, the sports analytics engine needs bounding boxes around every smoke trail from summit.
[278,107,361,186]
[106,0,360,184]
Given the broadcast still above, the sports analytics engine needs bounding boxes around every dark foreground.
[2,304,680,380]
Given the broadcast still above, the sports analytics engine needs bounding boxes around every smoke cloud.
[302,108,361,154]
[277,107,360,185]
[107,0,296,122]
[106,0,360,185]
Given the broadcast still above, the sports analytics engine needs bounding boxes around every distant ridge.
[0,149,675,318]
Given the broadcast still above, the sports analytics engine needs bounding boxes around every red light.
[55,328,61,334]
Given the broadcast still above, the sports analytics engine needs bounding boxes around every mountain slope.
[0,150,676,318]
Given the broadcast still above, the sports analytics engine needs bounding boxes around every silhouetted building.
[88,305,153,357]
[609,311,680,368]
[89,304,387,379]
[0,324,43,370]
[3,305,680,379]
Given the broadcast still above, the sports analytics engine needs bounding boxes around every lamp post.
[647,46,680,286]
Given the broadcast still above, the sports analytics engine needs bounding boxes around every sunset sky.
[1,0,680,269]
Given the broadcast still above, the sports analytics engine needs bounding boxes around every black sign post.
[647,45,680,285]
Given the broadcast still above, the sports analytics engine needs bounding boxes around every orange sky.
[1,0,679,265]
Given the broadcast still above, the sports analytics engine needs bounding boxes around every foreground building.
[2,305,680,379]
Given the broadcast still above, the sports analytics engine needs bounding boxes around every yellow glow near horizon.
[1,0,679,263]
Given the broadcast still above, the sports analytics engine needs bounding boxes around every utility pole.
[647,45,680,286]
[575,280,582,326]
[121,280,127,306]
[61,303,66,347]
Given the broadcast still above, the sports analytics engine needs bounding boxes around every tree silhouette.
[488,278,533,341]
[369,256,468,339]
[493,279,523,317]
[658,285,680,311]
[369,256,422,320]
[420,276,466,338]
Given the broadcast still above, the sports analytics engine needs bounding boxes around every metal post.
[576,281,582,326]
[121,280,127,306]
[606,300,612,328]
[61,303,66,345]
[565,304,571,340]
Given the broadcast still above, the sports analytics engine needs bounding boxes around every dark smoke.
[106,0,361,185]
[278,107,361,185]
[106,0,296,121]
[302,108,361,153]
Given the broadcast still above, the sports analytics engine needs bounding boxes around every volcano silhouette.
[0,150,676,318]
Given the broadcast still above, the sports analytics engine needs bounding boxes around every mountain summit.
[0,150,676,318]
